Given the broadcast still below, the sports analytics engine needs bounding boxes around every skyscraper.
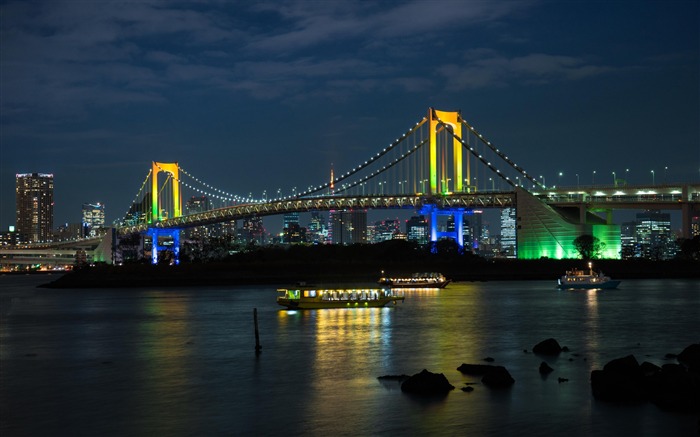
[635,211,675,259]
[406,215,429,246]
[371,218,401,243]
[185,196,211,239]
[500,207,517,258]
[330,210,367,245]
[82,202,105,237]
[16,173,54,243]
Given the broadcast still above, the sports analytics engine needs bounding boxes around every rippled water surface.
[1,275,698,436]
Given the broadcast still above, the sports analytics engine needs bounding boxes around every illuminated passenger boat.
[557,262,621,289]
[377,272,450,289]
[276,287,405,309]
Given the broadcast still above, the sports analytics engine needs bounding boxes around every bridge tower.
[428,108,467,194]
[147,161,181,265]
[425,108,471,249]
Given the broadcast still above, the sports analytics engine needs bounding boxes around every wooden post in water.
[253,308,262,355]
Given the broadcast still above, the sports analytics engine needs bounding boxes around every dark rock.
[665,353,678,359]
[640,361,661,377]
[458,363,515,388]
[558,377,569,383]
[461,386,474,392]
[457,363,497,375]
[647,363,700,412]
[481,366,515,388]
[677,343,700,373]
[523,349,528,353]
[401,369,455,395]
[562,346,570,352]
[378,374,410,382]
[484,357,495,362]
[533,338,562,355]
[591,355,646,402]
[539,361,554,375]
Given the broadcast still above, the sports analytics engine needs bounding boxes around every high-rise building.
[82,203,105,237]
[620,221,637,259]
[371,218,400,243]
[16,173,54,243]
[283,212,300,230]
[406,215,429,246]
[241,216,266,245]
[500,207,517,258]
[307,212,327,244]
[635,211,675,259]
[692,215,699,237]
[330,210,367,245]
[185,196,211,239]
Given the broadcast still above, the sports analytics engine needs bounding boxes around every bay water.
[1,274,698,436]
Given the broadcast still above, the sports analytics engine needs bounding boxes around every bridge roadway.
[117,182,700,235]
[118,192,516,234]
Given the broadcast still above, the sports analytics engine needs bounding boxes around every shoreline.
[38,258,700,289]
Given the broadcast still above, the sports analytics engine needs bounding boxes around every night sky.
[1,1,698,231]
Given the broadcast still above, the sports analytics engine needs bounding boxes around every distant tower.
[82,202,105,237]
[331,210,367,245]
[16,173,54,243]
[330,164,335,194]
[500,207,517,258]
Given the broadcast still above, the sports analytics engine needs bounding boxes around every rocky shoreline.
[380,339,700,414]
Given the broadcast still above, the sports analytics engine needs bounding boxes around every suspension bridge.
[110,107,699,264]
[4,107,696,269]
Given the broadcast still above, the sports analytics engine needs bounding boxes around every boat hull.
[557,280,621,290]
[277,297,404,309]
[379,280,451,289]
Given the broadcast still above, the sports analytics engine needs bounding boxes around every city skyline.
[1,1,698,229]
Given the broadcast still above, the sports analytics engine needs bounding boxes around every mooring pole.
[254,308,262,355]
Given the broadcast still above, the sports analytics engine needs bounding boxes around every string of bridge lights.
[454,116,542,189]
[302,116,430,197]
[333,138,429,194]
[123,113,536,222]
[117,169,152,225]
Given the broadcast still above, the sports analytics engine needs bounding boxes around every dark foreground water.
[1,275,698,436]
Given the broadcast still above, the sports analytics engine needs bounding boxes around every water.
[1,275,698,436]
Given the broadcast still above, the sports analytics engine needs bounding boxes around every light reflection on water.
[0,276,698,436]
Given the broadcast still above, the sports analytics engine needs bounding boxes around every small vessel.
[378,272,450,289]
[277,287,405,310]
[557,262,621,289]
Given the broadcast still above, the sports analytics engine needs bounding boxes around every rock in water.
[401,369,455,395]
[533,338,562,355]
[539,361,554,375]
[481,366,515,388]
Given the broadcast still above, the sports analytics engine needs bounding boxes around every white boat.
[378,272,450,289]
[557,262,621,289]
[277,287,405,309]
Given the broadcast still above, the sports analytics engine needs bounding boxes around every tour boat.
[557,262,621,289]
[276,287,405,310]
[377,272,450,289]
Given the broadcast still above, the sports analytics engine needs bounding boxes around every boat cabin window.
[303,290,316,298]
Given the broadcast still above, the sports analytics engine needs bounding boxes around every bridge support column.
[579,205,587,224]
[423,204,467,250]
[146,228,180,265]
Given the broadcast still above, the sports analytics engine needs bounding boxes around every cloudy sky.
[1,0,698,230]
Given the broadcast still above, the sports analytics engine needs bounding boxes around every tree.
[676,236,700,261]
[573,234,606,260]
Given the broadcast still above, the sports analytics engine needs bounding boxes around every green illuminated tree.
[573,234,606,260]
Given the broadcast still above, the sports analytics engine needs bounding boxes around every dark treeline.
[43,239,699,289]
